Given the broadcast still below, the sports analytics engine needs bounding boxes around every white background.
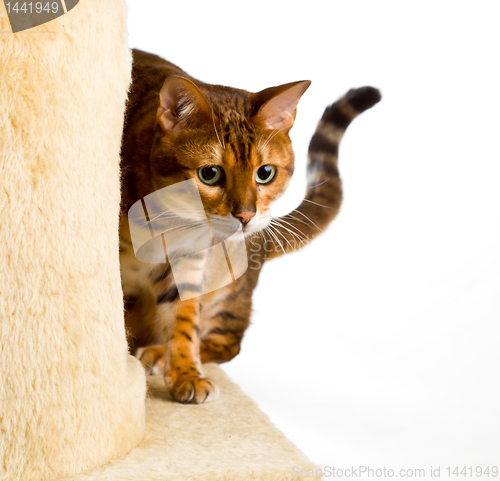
[127,1,500,474]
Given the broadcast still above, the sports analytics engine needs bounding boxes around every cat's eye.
[255,165,276,184]
[198,166,223,185]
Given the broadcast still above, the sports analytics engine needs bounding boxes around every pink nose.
[234,211,256,226]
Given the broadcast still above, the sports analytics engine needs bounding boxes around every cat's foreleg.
[162,296,219,403]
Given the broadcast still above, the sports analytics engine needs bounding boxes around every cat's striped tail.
[264,86,381,260]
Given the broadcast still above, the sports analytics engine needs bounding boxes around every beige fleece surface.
[52,364,322,481]
[0,2,145,480]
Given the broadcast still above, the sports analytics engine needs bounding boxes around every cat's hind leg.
[200,336,242,364]
[199,310,250,364]
[135,344,165,376]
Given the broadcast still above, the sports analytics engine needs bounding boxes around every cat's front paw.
[170,377,219,404]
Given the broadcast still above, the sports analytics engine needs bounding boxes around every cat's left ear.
[157,75,213,133]
[253,80,311,131]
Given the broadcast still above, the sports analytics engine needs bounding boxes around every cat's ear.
[157,75,212,132]
[253,80,311,131]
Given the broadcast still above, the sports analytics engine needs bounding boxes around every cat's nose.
[233,211,256,226]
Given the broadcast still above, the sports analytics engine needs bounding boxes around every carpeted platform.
[52,364,322,481]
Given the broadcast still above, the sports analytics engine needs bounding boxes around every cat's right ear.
[157,76,212,133]
[252,80,311,132]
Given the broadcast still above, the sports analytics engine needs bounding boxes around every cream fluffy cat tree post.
[0,1,145,479]
[0,1,320,480]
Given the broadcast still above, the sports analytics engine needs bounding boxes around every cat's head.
[150,75,310,237]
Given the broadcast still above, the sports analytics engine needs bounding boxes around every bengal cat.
[119,49,381,403]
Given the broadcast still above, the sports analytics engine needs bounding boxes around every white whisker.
[303,198,335,210]
[308,178,331,189]
[268,222,295,251]
[271,218,307,245]
[261,127,286,151]
[290,209,324,233]
[264,226,284,253]
[270,221,306,250]
[211,108,223,149]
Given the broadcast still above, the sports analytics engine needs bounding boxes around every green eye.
[256,165,276,184]
[198,166,223,185]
